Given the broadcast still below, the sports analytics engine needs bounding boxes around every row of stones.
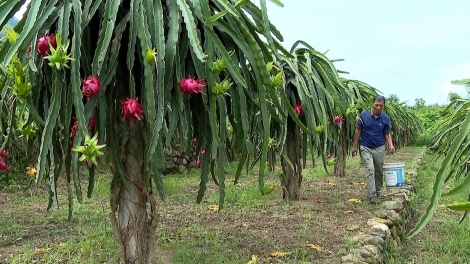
[341,153,423,264]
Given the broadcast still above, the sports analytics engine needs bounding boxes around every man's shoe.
[369,196,378,204]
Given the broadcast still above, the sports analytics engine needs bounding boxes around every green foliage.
[409,75,470,237]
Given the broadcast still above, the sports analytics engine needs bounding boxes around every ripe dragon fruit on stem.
[0,149,9,159]
[0,160,10,171]
[179,76,206,95]
[82,76,101,100]
[294,104,303,116]
[121,98,144,124]
[0,150,10,171]
[37,34,57,57]
[333,115,345,125]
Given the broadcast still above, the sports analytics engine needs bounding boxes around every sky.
[263,0,470,106]
[15,0,470,106]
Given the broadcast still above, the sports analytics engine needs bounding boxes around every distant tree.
[448,92,462,104]
[414,98,426,108]
[387,94,400,104]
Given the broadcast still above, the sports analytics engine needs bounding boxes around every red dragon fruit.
[196,159,202,166]
[327,153,333,159]
[179,76,206,95]
[121,98,144,124]
[333,115,345,125]
[37,34,57,57]
[0,149,9,160]
[200,149,205,156]
[0,160,10,171]
[294,104,303,116]
[82,76,101,100]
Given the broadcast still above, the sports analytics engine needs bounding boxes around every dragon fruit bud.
[179,76,206,95]
[294,104,303,116]
[121,98,144,124]
[145,47,157,64]
[212,78,232,96]
[72,132,106,166]
[200,150,205,156]
[82,76,101,100]
[333,115,345,125]
[37,34,57,57]
[196,159,202,166]
[211,59,227,73]
[192,138,197,143]
[271,72,283,87]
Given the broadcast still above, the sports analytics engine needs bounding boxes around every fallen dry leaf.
[306,243,323,252]
[247,254,261,264]
[208,204,219,211]
[347,198,362,204]
[269,251,291,257]
[34,247,51,254]
[343,210,354,214]
[353,181,367,186]
[328,182,336,186]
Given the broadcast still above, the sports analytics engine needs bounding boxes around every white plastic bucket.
[383,162,405,187]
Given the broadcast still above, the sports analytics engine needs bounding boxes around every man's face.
[372,100,384,116]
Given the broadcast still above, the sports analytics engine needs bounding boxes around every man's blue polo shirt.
[356,110,391,148]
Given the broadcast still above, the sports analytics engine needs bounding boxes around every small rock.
[388,188,411,196]
[383,210,402,223]
[383,200,404,211]
[393,192,410,202]
[341,254,364,263]
[369,224,390,239]
[359,245,379,263]
[341,254,354,262]
[166,161,175,168]
[353,234,386,247]
[182,158,188,165]
[367,217,393,227]
[164,148,172,155]
[178,165,186,173]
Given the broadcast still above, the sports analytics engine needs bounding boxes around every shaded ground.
[0,147,423,263]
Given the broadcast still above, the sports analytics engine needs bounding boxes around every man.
[352,95,395,204]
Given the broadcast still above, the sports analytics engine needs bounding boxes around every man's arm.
[385,132,395,154]
[352,127,362,156]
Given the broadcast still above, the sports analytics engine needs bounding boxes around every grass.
[387,150,470,264]
[1,146,462,264]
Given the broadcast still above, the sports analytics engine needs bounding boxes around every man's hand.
[352,147,358,157]
[389,146,395,154]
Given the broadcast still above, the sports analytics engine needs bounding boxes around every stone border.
[341,151,424,264]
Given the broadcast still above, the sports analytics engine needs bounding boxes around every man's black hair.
[372,95,386,104]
